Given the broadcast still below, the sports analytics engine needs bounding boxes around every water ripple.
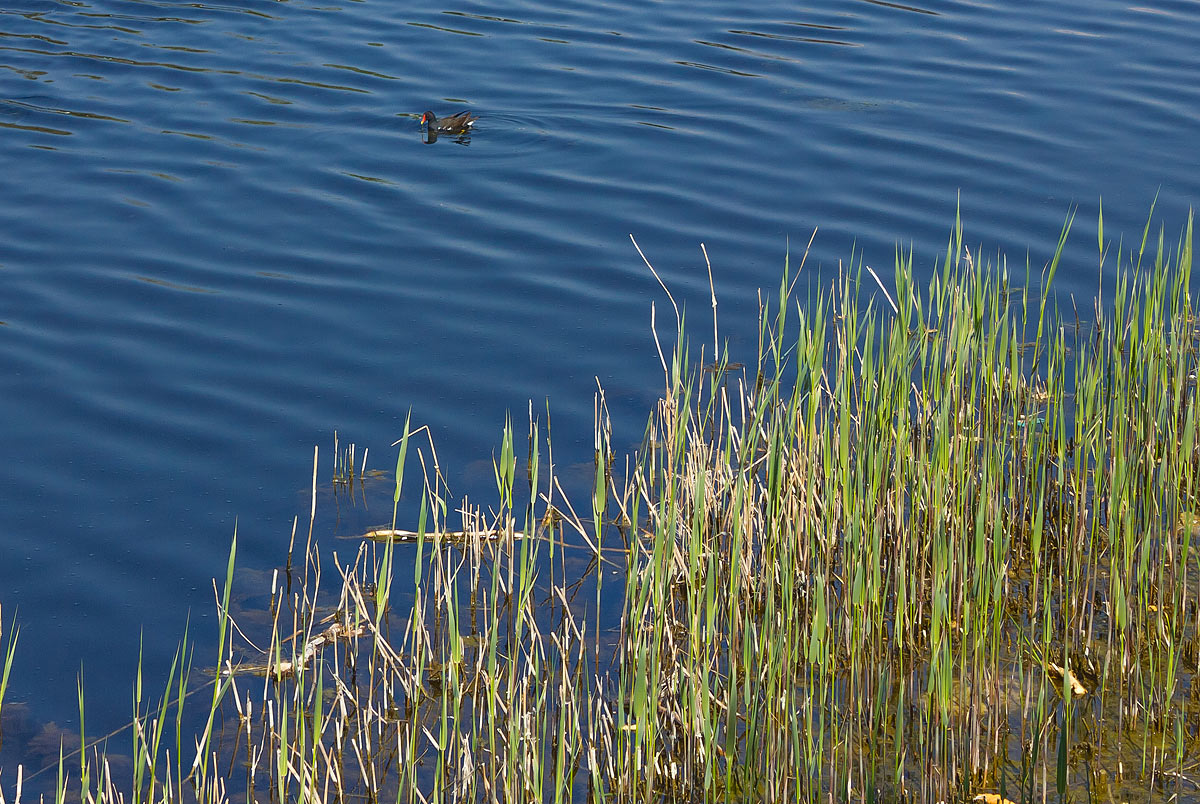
[2,0,1200,752]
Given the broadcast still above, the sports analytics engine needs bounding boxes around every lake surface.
[2,0,1199,770]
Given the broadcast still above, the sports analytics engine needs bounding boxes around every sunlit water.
[1,0,1199,774]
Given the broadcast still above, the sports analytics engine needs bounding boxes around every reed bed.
[2,210,1199,804]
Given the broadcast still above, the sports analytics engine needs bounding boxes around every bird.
[419,110,477,136]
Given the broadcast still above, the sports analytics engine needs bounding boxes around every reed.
[1,208,1198,804]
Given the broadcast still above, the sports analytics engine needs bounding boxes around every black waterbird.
[419,110,477,136]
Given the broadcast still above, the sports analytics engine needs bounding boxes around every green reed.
[1,209,1198,804]
[608,208,1200,802]
[0,609,16,729]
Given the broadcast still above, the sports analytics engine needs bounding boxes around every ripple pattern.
[1,0,1199,748]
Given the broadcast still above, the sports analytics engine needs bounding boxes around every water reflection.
[406,21,482,37]
[694,39,804,63]
[856,0,939,14]
[730,28,859,47]
[674,59,760,77]
[422,128,472,145]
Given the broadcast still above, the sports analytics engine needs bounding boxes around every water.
[1,0,1199,768]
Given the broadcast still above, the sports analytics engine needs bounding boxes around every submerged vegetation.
[3,210,1200,803]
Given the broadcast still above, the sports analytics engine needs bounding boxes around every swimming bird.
[420,110,477,136]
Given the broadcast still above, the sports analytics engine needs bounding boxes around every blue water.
[1,0,1199,766]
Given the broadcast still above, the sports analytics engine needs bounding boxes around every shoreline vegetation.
[2,208,1200,803]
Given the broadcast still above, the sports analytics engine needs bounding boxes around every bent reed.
[2,208,1199,804]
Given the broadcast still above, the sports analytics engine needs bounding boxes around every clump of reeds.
[1,208,1198,804]
[611,208,1200,803]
